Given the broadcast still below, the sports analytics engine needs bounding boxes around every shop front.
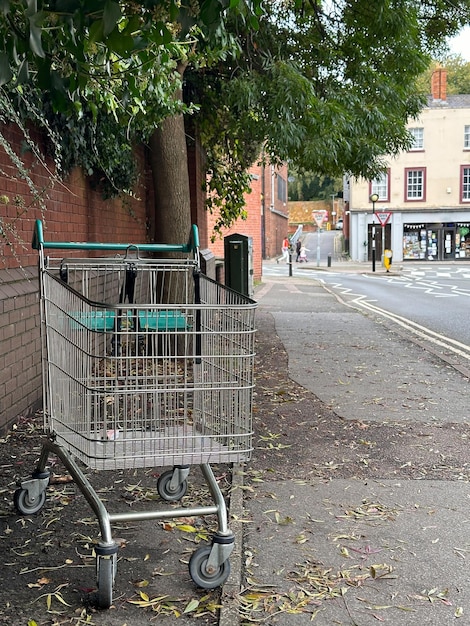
[403,223,470,261]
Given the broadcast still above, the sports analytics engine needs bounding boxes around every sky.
[447,26,470,60]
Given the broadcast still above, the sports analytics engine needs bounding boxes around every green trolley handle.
[32,219,200,255]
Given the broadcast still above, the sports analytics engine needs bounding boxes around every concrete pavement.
[221,262,470,625]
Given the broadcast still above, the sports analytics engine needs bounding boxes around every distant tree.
[288,169,341,202]
[418,56,470,95]
[446,56,470,94]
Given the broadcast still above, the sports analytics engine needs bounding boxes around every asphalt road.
[300,229,338,264]
[307,269,470,347]
[276,229,470,347]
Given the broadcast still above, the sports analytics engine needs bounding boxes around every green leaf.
[29,19,45,58]
[183,599,200,613]
[249,14,259,29]
[103,0,121,36]
[88,101,98,122]
[106,29,134,56]
[200,0,222,26]
[0,51,13,85]
[89,19,104,44]
[121,15,141,37]
[168,0,179,22]
[16,59,29,85]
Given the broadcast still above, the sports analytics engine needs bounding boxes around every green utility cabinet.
[224,234,254,297]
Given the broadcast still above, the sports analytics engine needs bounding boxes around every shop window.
[409,127,424,151]
[465,125,470,149]
[461,166,470,202]
[370,171,390,201]
[405,168,426,201]
[403,225,427,260]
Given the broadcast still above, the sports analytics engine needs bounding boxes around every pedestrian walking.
[295,240,301,262]
[277,237,290,264]
[299,245,309,262]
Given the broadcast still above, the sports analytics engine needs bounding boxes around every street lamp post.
[369,193,379,272]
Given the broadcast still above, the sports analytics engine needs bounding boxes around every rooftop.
[427,93,470,108]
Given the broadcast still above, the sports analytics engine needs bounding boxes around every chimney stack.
[431,67,447,102]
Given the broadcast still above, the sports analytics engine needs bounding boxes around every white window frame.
[405,168,425,201]
[464,125,470,149]
[462,166,470,202]
[370,172,389,202]
[409,127,424,151]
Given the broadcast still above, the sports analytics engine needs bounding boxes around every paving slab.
[244,478,470,625]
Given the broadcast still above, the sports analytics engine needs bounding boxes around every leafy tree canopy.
[0,0,263,199]
[1,0,470,230]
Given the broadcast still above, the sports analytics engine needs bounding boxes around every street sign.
[313,210,327,228]
[375,212,392,226]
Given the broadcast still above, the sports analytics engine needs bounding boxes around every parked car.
[335,219,343,230]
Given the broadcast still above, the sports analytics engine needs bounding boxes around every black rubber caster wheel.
[189,545,231,589]
[96,555,116,609]
[13,488,46,515]
[157,470,188,501]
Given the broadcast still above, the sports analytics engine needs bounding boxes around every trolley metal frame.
[15,220,256,608]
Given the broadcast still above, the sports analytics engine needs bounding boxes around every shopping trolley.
[14,220,256,608]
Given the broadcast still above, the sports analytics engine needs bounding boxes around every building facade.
[346,68,470,263]
[203,161,289,281]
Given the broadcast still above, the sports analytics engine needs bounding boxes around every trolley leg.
[200,463,231,536]
[15,437,123,608]
[186,465,234,588]
[40,439,116,548]
[17,438,119,608]
[201,464,235,570]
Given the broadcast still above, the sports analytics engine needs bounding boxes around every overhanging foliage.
[1,0,470,238]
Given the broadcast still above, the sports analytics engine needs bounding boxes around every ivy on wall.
[23,92,139,200]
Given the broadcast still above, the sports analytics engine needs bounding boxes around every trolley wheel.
[13,487,46,515]
[96,555,115,609]
[157,470,188,501]
[189,545,231,589]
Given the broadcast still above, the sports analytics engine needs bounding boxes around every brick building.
[201,161,289,282]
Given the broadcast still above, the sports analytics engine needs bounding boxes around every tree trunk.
[149,106,191,247]
[148,74,194,313]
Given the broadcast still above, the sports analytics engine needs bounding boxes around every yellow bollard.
[384,249,393,272]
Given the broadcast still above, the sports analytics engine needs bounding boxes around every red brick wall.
[0,123,151,431]
[206,185,262,283]
[0,125,150,270]
[258,162,289,260]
